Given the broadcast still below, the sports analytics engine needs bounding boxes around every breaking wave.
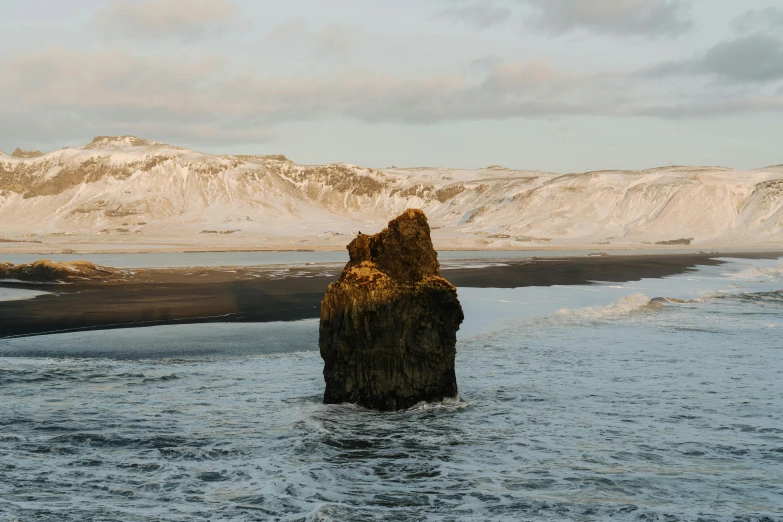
[555,293,663,321]
[724,263,783,282]
[555,289,782,324]
[711,289,783,304]
[406,396,469,412]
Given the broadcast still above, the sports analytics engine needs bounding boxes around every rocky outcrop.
[319,209,464,411]
[11,148,45,158]
[0,260,119,282]
[82,135,159,149]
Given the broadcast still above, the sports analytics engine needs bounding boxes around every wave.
[555,293,664,321]
[441,262,510,270]
[555,289,782,324]
[711,289,783,304]
[724,264,783,282]
[405,396,469,412]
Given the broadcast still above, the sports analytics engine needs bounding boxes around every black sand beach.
[1,252,779,338]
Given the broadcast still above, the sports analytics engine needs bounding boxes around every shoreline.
[1,241,783,256]
[1,251,780,339]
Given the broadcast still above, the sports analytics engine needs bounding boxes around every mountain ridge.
[1,136,781,251]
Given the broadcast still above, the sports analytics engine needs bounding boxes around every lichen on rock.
[319,208,464,411]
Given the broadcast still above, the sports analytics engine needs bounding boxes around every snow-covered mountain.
[1,136,781,251]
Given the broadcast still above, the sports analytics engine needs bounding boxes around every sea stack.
[319,209,464,411]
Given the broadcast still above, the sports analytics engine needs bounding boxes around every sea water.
[0,257,781,521]
[0,287,48,302]
[0,248,721,269]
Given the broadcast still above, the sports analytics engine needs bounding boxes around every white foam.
[556,293,656,320]
[305,507,338,522]
[406,396,469,412]
[724,264,783,282]
[441,262,510,270]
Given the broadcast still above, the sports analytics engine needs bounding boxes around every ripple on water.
[1,261,783,521]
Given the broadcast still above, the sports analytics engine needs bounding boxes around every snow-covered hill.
[1,136,781,251]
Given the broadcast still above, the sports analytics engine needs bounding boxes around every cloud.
[521,0,692,36]
[465,55,504,79]
[730,7,783,35]
[1,46,780,150]
[436,0,692,37]
[2,48,225,112]
[0,109,275,151]
[699,34,783,83]
[264,20,363,60]
[0,48,249,147]
[92,0,241,41]
[634,95,783,119]
[646,34,783,83]
[437,2,513,30]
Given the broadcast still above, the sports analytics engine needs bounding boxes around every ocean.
[1,256,781,521]
[0,248,715,269]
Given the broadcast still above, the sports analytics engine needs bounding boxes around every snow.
[0,136,782,250]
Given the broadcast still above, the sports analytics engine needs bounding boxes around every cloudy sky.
[1,0,781,171]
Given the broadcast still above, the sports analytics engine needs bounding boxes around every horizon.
[3,133,781,174]
[2,0,782,172]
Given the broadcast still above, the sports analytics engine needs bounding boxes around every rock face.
[319,208,464,411]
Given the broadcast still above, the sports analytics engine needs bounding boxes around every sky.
[1,0,782,172]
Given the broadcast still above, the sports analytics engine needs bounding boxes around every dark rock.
[319,209,464,411]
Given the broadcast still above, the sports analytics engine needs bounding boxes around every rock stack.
[319,209,464,411]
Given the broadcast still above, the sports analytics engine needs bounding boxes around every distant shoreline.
[0,252,780,339]
[1,242,782,256]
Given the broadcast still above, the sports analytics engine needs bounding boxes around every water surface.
[0,287,48,302]
[1,257,781,521]
[0,248,724,269]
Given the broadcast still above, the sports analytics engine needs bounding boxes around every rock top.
[345,209,439,283]
[11,148,45,159]
[319,209,463,411]
[82,136,160,150]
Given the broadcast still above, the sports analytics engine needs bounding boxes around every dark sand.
[1,253,779,338]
